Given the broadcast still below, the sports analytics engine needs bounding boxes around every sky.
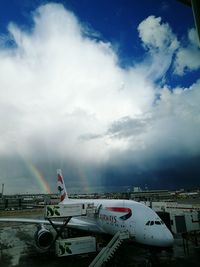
[0,0,200,194]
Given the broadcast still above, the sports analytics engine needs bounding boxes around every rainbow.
[27,163,51,194]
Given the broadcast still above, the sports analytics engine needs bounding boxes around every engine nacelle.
[34,225,54,250]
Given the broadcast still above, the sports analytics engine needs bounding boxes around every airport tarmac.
[0,221,200,267]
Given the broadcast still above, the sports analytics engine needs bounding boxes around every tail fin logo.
[57,169,68,201]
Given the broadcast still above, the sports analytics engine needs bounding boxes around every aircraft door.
[127,220,136,238]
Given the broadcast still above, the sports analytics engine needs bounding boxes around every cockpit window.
[146,220,163,226]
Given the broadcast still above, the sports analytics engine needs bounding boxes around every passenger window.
[146,221,150,225]
[150,221,154,225]
[155,221,161,225]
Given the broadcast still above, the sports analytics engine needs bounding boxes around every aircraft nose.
[163,230,174,247]
[158,229,174,247]
[152,228,174,247]
[143,227,174,247]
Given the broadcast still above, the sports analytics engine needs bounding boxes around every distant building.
[133,187,142,192]
[131,189,170,201]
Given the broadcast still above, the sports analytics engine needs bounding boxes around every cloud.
[107,116,149,139]
[0,4,156,163]
[138,15,179,52]
[173,28,200,75]
[137,15,179,81]
[145,81,200,158]
[122,80,200,155]
[0,5,200,192]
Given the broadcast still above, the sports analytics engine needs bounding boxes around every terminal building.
[130,189,170,201]
[149,201,200,234]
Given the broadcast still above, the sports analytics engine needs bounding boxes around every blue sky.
[0,1,200,194]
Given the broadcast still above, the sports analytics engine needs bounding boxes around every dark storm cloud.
[101,155,200,190]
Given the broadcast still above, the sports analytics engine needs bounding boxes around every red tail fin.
[57,169,68,201]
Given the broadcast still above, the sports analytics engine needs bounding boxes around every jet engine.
[34,225,54,250]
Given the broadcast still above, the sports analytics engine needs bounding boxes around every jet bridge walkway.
[89,230,130,267]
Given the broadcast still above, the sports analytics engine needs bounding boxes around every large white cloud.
[0,4,155,163]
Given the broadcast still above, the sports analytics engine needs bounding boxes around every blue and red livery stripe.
[106,207,132,220]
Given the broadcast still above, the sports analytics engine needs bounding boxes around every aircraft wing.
[0,218,51,224]
[0,217,104,233]
[69,217,105,233]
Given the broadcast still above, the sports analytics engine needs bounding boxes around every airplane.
[0,169,174,251]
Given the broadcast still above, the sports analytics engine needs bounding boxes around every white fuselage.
[62,198,174,247]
